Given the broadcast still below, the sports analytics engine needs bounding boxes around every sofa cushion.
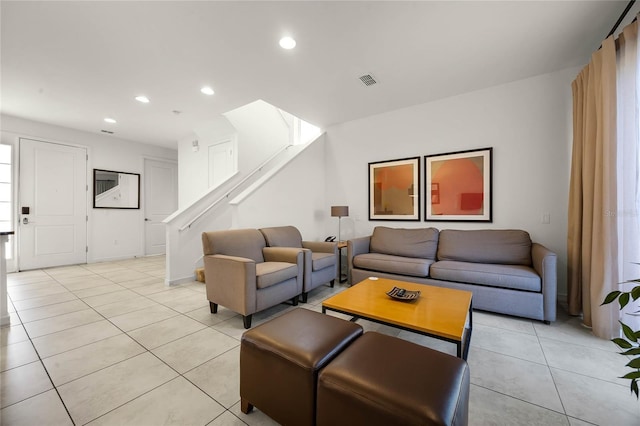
[430,261,541,292]
[353,253,434,278]
[312,252,335,271]
[370,227,439,259]
[256,262,298,289]
[437,229,532,265]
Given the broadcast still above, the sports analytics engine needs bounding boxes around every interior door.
[18,138,87,270]
[208,140,235,188]
[144,159,177,255]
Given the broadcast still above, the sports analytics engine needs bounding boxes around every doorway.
[144,159,178,255]
[18,138,87,270]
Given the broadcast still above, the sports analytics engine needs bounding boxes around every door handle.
[22,217,35,225]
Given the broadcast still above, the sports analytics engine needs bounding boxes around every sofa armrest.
[348,236,371,282]
[203,254,257,315]
[302,240,338,255]
[531,243,557,322]
[263,247,304,265]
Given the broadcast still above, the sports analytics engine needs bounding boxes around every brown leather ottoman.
[317,332,470,426]
[240,308,363,426]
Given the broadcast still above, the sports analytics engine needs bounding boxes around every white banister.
[178,144,293,232]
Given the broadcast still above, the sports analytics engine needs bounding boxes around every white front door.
[208,140,235,189]
[144,159,177,255]
[18,138,87,270]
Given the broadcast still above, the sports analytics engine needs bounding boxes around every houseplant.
[602,266,640,398]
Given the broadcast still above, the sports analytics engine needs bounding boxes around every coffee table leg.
[462,301,473,360]
[322,306,326,314]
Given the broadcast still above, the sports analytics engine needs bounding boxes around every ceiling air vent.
[100,129,114,134]
[359,74,377,86]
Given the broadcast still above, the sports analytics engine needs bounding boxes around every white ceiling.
[0,1,629,149]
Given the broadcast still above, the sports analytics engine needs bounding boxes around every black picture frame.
[93,169,141,209]
[368,156,420,221]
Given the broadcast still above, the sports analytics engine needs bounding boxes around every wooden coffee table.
[322,277,473,359]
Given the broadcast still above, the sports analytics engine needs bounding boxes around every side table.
[338,241,347,283]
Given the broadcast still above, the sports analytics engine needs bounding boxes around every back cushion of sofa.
[437,229,532,265]
[370,226,439,259]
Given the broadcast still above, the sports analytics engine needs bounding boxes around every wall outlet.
[542,213,551,224]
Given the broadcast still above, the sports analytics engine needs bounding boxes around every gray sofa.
[348,227,557,323]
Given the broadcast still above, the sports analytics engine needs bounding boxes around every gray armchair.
[259,226,338,303]
[201,228,303,328]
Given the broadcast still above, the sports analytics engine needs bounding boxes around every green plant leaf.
[621,322,638,342]
[619,292,631,310]
[602,291,621,305]
[613,338,633,349]
[621,371,640,380]
[632,286,640,300]
[632,379,639,399]
[621,348,640,356]
[626,357,640,369]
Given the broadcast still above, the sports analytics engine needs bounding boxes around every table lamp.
[331,206,349,242]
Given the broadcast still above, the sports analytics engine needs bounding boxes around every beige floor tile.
[473,310,536,335]
[18,299,88,323]
[211,315,250,340]
[131,281,172,296]
[8,284,70,302]
[44,266,95,279]
[551,368,640,426]
[185,305,238,327]
[0,361,53,408]
[82,263,128,274]
[468,385,569,426]
[7,280,60,295]
[43,334,146,386]
[117,276,163,289]
[534,317,619,352]
[161,292,209,313]
[92,296,158,318]
[0,389,73,426]
[80,289,139,307]
[23,309,103,338]
[471,323,546,364]
[1,324,29,347]
[208,410,247,426]
[7,271,52,286]
[228,401,279,426]
[100,269,151,283]
[32,320,122,358]
[72,283,125,299]
[567,418,597,426]
[540,337,629,385]
[58,352,178,425]
[109,304,179,331]
[468,346,564,412]
[128,315,206,349]
[185,346,240,408]
[1,340,39,371]
[152,328,239,374]
[56,276,114,291]
[87,376,224,426]
[147,287,195,303]
[11,291,78,311]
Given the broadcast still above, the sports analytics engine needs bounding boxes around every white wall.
[324,67,579,297]
[0,114,178,264]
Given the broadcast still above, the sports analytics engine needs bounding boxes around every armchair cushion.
[256,262,299,289]
[260,226,303,248]
[202,229,266,263]
[312,252,336,272]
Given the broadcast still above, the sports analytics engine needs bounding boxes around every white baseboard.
[0,314,11,326]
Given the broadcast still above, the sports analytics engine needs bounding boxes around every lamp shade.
[331,206,349,217]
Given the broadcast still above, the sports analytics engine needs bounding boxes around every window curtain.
[617,20,640,330]
[568,18,639,339]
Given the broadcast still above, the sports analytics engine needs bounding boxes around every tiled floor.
[1,256,639,425]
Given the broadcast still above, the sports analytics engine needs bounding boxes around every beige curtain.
[567,36,619,339]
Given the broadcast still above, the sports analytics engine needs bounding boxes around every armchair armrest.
[203,254,257,315]
[302,241,338,255]
[531,243,557,322]
[348,236,371,282]
[263,247,304,265]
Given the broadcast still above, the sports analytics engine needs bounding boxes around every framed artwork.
[93,169,141,209]
[369,157,420,221]
[424,148,492,222]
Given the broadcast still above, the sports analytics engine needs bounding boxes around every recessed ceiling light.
[135,95,150,103]
[279,36,296,50]
[104,117,117,124]
[201,86,214,96]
